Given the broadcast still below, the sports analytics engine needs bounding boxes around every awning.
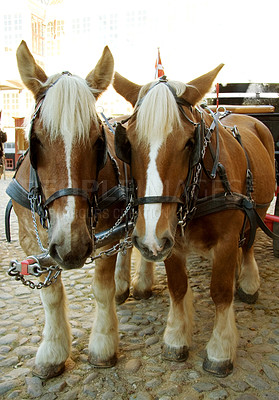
[0,80,24,91]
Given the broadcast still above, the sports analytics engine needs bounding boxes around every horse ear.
[86,46,114,99]
[182,64,224,106]
[16,40,48,99]
[113,72,142,107]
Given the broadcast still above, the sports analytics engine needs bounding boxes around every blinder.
[96,126,108,172]
[115,122,131,165]
[189,120,204,168]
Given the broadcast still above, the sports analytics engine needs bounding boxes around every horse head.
[113,65,223,262]
[16,40,114,269]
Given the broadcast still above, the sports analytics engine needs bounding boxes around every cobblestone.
[1,174,279,399]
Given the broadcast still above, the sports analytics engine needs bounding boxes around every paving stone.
[25,376,43,398]
[0,334,18,345]
[1,177,279,400]
[129,392,153,400]
[208,389,229,399]
[244,374,270,390]
[124,359,142,373]
[0,345,11,354]
[0,381,19,396]
[262,363,279,382]
[48,380,67,392]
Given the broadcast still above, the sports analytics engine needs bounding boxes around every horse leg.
[88,254,118,367]
[203,240,238,377]
[115,247,132,304]
[236,244,260,304]
[33,274,71,379]
[132,249,155,299]
[162,252,194,361]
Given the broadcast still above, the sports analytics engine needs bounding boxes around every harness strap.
[135,196,184,206]
[193,192,274,248]
[6,178,31,209]
[44,187,92,207]
[5,199,13,242]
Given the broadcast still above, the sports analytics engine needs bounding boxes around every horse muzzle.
[132,231,174,262]
[48,223,93,270]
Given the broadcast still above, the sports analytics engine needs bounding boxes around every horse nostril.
[49,243,61,263]
[161,236,173,251]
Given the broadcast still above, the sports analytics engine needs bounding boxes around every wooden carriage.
[207,83,279,256]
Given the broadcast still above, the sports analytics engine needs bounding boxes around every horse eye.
[185,138,194,150]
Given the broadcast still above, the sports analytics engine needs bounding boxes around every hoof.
[115,288,130,305]
[237,287,259,304]
[88,353,117,368]
[133,289,152,300]
[33,362,65,380]
[203,356,233,377]
[162,344,189,362]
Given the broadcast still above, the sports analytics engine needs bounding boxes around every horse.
[7,40,136,379]
[112,66,275,377]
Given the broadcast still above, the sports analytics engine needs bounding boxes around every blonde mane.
[40,74,99,142]
[135,80,187,145]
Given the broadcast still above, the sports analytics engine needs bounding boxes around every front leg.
[203,239,238,377]
[33,274,71,379]
[89,253,118,367]
[132,248,155,300]
[162,251,194,361]
[115,246,132,304]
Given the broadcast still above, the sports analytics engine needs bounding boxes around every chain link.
[8,262,62,290]
[88,236,133,263]
[95,202,132,245]
[29,194,48,253]
[178,131,210,234]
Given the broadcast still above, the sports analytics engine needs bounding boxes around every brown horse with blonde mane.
[6,41,137,379]
[113,65,275,376]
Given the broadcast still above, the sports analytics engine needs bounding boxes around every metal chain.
[8,263,62,290]
[95,202,132,244]
[86,202,134,264]
[29,195,48,253]
[178,127,211,233]
[88,236,133,263]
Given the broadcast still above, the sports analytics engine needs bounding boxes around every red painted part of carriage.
[264,188,279,232]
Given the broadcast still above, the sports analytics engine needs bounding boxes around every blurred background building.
[0,0,278,170]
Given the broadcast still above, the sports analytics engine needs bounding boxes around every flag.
[155,48,164,79]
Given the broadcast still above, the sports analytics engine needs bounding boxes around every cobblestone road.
[1,174,279,400]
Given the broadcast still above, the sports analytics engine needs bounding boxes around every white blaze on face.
[54,138,75,255]
[143,140,163,255]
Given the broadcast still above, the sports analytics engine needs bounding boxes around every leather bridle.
[27,75,105,230]
[115,77,277,247]
[115,76,214,227]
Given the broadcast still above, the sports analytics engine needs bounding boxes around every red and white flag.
[155,48,164,79]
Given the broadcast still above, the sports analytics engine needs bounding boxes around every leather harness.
[114,76,277,249]
[5,77,128,243]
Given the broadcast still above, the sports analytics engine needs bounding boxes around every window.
[5,158,14,170]
[3,92,19,126]
[3,13,23,51]
[32,14,44,56]
[72,17,92,36]
[46,19,64,56]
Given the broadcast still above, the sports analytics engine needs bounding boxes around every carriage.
[5,41,278,379]
[205,83,279,257]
